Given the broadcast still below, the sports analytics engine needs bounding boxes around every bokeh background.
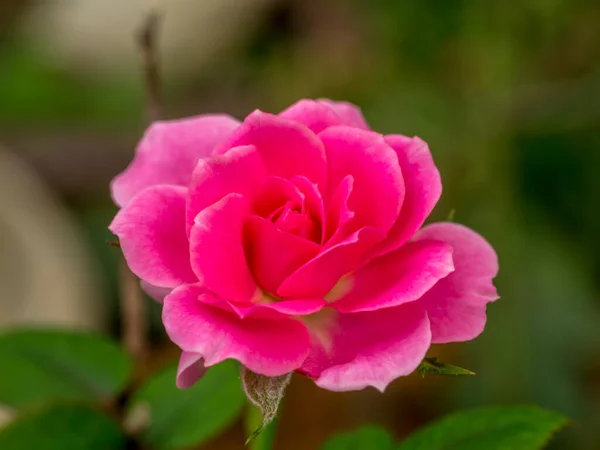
[1,0,599,448]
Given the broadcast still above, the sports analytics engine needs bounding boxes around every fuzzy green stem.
[244,404,279,450]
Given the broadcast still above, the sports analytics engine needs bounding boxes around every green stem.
[244,404,279,450]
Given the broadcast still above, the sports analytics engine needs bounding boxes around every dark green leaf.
[417,357,475,377]
[0,403,127,450]
[397,405,568,450]
[128,360,245,450]
[0,329,134,410]
[321,426,395,450]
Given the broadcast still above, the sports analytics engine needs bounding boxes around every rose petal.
[259,299,326,316]
[190,194,258,302]
[413,222,499,343]
[332,240,455,313]
[109,185,196,287]
[370,136,441,259]
[252,177,304,218]
[176,351,207,389]
[291,175,326,244]
[274,208,318,241]
[224,298,327,319]
[319,126,404,234]
[324,175,354,246]
[244,215,321,295]
[215,110,327,188]
[318,99,370,130]
[163,284,311,376]
[300,302,431,392]
[111,115,240,207]
[186,145,267,234]
[280,99,357,134]
[277,227,384,299]
[140,280,172,303]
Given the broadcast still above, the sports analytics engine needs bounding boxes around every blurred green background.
[1,0,599,449]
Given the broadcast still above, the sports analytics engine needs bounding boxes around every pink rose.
[110,99,498,392]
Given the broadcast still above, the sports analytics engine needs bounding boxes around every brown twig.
[118,12,164,369]
[119,260,147,367]
[137,12,163,124]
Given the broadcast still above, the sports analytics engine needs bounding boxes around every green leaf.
[417,357,475,377]
[0,329,134,410]
[241,367,291,444]
[0,403,127,450]
[321,426,395,450]
[397,406,568,450]
[128,360,245,450]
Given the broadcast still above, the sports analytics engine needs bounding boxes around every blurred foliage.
[0,404,127,450]
[0,329,568,449]
[396,406,568,450]
[322,406,567,449]
[127,360,245,449]
[0,329,133,410]
[321,426,396,450]
[0,40,142,127]
[0,329,246,449]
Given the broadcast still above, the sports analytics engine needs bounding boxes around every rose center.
[252,177,323,244]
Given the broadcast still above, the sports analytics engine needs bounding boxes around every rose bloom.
[110,99,498,392]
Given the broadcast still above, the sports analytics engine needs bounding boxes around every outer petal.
[244,215,321,295]
[163,284,311,376]
[300,303,431,392]
[280,99,368,134]
[320,127,404,234]
[176,351,207,389]
[186,145,267,233]
[331,240,455,313]
[190,194,258,302]
[140,280,172,303]
[318,99,370,130]
[109,185,197,287]
[370,136,441,258]
[215,110,327,188]
[413,222,499,343]
[277,227,384,299]
[111,115,240,207]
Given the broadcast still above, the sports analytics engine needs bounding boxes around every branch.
[119,260,147,366]
[119,12,164,367]
[136,11,163,123]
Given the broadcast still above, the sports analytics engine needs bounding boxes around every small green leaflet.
[417,357,475,377]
